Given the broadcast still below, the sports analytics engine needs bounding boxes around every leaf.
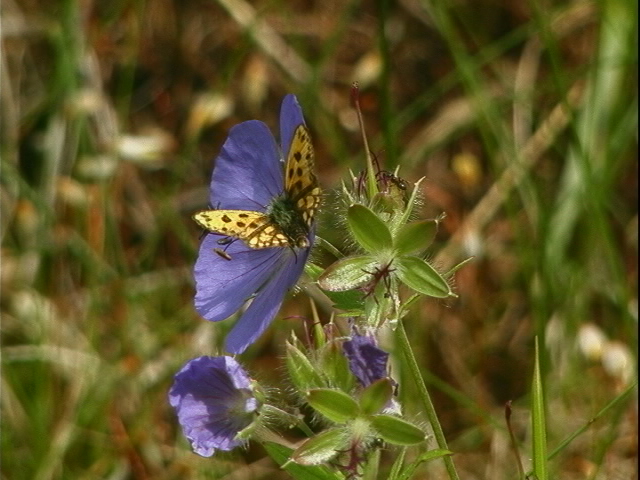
[370,414,426,446]
[321,289,365,312]
[395,256,453,298]
[394,220,438,255]
[289,428,349,466]
[347,204,393,253]
[531,337,549,480]
[263,442,343,480]
[360,378,394,416]
[318,255,378,292]
[307,388,360,423]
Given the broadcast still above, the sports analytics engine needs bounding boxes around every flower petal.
[210,120,283,210]
[225,247,310,353]
[343,334,390,387]
[194,235,283,322]
[194,95,315,353]
[168,356,259,457]
[279,94,307,160]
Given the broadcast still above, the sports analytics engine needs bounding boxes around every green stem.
[363,448,380,480]
[353,92,378,200]
[395,319,460,480]
[376,0,397,166]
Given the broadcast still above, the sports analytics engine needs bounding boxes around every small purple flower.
[343,334,391,387]
[194,95,316,353]
[343,334,401,414]
[168,356,259,457]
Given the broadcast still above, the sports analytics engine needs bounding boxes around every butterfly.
[193,124,321,249]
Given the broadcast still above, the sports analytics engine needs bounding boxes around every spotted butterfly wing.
[193,210,290,248]
[285,125,321,229]
[194,124,320,250]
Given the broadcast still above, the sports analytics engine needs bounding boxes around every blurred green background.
[1,0,637,478]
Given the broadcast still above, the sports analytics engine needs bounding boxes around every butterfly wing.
[284,125,322,228]
[193,210,290,248]
[194,125,319,250]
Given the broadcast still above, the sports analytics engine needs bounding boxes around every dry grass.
[1,0,637,479]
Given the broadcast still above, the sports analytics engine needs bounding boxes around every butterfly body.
[194,124,320,249]
[265,193,312,248]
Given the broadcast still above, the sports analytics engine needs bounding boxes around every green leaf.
[370,414,426,446]
[318,255,377,292]
[347,204,393,253]
[304,262,325,281]
[289,428,349,466]
[531,337,548,480]
[395,256,453,298]
[264,442,344,480]
[307,388,360,423]
[394,220,438,255]
[360,378,394,416]
[319,288,365,312]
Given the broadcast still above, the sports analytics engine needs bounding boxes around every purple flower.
[343,334,401,414]
[194,95,316,353]
[168,356,259,457]
[343,334,391,387]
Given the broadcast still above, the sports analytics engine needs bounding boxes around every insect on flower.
[193,94,321,354]
[213,248,232,261]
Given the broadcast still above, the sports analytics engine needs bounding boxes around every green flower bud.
[319,339,357,393]
[285,341,325,391]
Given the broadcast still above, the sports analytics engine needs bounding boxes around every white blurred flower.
[462,228,484,258]
[76,154,118,180]
[116,129,174,168]
[577,323,607,362]
[351,52,382,88]
[601,341,635,384]
[56,176,89,207]
[186,93,234,139]
[242,57,268,108]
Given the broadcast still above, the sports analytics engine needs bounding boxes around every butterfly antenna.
[217,236,237,247]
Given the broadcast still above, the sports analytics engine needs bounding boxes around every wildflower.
[343,333,401,414]
[168,356,259,457]
[343,334,391,387]
[193,95,319,353]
